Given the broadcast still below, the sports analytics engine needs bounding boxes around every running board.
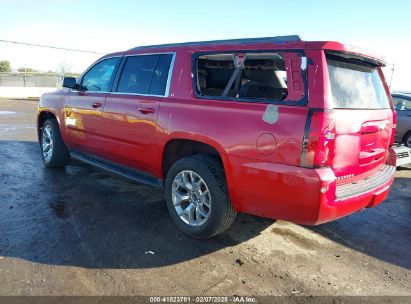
[70,151,163,189]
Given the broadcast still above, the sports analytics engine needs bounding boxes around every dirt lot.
[0,98,410,296]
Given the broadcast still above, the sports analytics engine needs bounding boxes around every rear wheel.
[403,132,411,148]
[165,155,236,239]
[40,118,70,168]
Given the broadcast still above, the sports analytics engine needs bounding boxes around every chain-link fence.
[0,72,64,87]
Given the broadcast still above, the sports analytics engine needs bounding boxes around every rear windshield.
[327,53,390,109]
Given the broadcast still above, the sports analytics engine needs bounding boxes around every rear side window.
[195,52,289,101]
[327,53,390,109]
[149,54,173,95]
[116,54,173,96]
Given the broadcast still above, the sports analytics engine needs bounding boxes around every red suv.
[37,36,396,238]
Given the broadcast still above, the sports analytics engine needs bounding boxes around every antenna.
[389,63,395,88]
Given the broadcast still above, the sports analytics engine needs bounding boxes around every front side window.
[81,57,120,92]
[327,53,390,109]
[195,52,289,101]
[116,54,173,95]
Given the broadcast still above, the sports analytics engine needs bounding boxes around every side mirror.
[62,77,78,89]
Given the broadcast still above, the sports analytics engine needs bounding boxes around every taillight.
[301,109,336,168]
[389,110,396,147]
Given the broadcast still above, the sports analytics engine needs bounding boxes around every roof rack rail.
[128,35,301,51]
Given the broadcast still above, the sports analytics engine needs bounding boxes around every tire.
[40,118,70,168]
[403,131,411,148]
[164,155,237,239]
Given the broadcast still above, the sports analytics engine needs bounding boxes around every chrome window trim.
[124,52,174,57]
[109,92,164,98]
[71,52,176,97]
[70,91,111,94]
[164,52,176,97]
[111,52,176,98]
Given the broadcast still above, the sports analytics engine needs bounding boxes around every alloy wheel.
[171,170,211,226]
[42,124,53,162]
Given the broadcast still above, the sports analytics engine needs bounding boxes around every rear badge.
[336,174,354,181]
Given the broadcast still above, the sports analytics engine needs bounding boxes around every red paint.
[38,38,396,225]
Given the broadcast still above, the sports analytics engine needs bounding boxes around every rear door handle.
[138,107,156,114]
[92,102,103,108]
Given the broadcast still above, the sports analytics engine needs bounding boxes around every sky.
[1,0,410,91]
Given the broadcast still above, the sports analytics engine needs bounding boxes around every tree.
[57,59,73,75]
[17,67,38,73]
[0,60,11,72]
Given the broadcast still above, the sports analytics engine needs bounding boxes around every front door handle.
[138,107,156,114]
[92,102,103,108]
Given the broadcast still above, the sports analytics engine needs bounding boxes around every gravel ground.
[0,98,410,297]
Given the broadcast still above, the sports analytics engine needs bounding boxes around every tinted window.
[81,57,120,92]
[149,54,173,95]
[116,54,173,95]
[393,97,411,111]
[327,54,390,109]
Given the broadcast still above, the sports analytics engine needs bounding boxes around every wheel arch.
[37,111,58,142]
[161,135,229,180]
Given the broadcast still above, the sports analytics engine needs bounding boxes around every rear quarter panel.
[155,50,312,212]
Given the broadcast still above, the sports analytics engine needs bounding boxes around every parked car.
[37,36,397,238]
[392,93,411,147]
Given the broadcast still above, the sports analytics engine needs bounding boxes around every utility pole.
[23,64,27,87]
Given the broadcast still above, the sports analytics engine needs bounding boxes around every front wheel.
[164,155,237,239]
[40,118,70,168]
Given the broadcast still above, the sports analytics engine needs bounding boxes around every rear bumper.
[226,155,396,225]
[335,165,395,200]
[316,164,395,225]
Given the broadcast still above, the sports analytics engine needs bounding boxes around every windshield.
[327,53,390,109]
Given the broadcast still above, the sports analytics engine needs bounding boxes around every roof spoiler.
[129,35,301,51]
[326,50,386,67]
